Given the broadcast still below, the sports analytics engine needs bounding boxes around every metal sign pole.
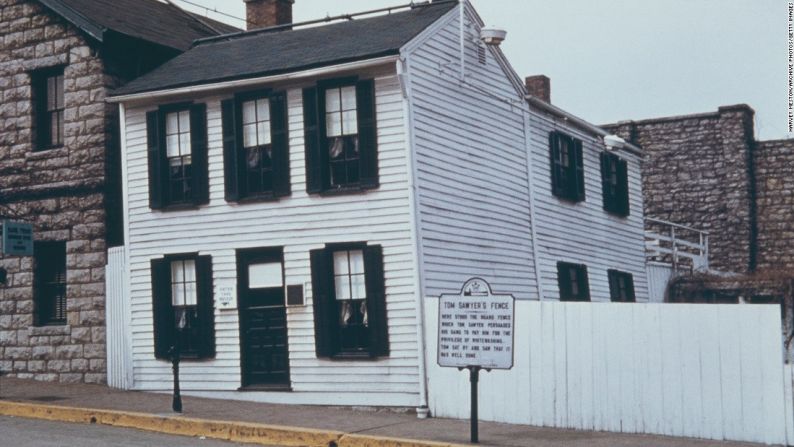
[469,365,480,443]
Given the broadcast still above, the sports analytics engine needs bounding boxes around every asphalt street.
[0,416,267,447]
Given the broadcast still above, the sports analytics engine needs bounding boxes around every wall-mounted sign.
[215,280,237,310]
[286,284,304,306]
[438,277,515,370]
[1,221,33,256]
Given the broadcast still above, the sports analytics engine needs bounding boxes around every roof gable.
[38,0,239,51]
[112,1,457,97]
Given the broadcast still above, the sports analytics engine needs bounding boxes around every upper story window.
[32,67,64,150]
[549,131,585,202]
[310,243,388,359]
[150,254,215,360]
[303,78,379,194]
[165,110,193,204]
[608,269,636,302]
[557,261,590,302]
[33,241,67,326]
[221,91,290,201]
[600,152,630,216]
[146,104,209,210]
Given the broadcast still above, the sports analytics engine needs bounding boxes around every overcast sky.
[176,0,786,140]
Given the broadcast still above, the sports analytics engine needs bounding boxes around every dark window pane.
[34,241,67,326]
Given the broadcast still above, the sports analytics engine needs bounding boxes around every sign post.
[438,278,515,444]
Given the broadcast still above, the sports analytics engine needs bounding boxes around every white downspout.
[523,106,545,301]
[117,103,135,388]
[458,0,466,81]
[397,57,430,417]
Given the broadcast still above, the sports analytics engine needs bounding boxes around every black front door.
[237,248,290,389]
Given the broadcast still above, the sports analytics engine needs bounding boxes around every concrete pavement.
[0,377,765,447]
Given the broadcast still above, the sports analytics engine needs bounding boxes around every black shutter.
[303,87,324,194]
[600,152,611,211]
[151,258,174,360]
[364,245,389,357]
[190,103,209,205]
[549,132,562,197]
[356,79,379,190]
[618,158,630,216]
[270,92,291,197]
[310,248,334,357]
[146,111,164,209]
[221,99,240,202]
[625,272,636,302]
[195,255,216,359]
[573,138,585,201]
[578,265,591,301]
[556,262,570,301]
[608,270,619,301]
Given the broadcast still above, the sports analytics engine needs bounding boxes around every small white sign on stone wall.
[437,278,515,370]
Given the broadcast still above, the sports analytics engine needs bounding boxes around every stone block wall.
[0,0,113,383]
[604,105,757,274]
[755,139,794,271]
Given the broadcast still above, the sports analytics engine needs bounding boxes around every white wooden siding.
[528,108,649,302]
[406,7,539,300]
[426,299,788,445]
[122,70,421,406]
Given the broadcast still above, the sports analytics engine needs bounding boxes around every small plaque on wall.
[216,280,237,310]
[286,284,304,306]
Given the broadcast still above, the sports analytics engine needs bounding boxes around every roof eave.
[37,0,105,43]
[107,54,401,104]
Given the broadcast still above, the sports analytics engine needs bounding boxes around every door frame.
[236,247,291,390]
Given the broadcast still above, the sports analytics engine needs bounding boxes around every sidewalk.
[0,377,762,447]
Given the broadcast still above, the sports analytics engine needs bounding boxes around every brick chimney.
[525,75,550,103]
[244,0,294,30]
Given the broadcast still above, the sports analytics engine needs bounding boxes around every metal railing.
[645,218,709,272]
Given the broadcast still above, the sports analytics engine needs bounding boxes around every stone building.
[0,0,236,383]
[603,104,794,275]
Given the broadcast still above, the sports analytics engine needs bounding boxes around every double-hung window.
[303,79,378,194]
[221,91,290,201]
[557,262,590,302]
[33,241,67,326]
[549,131,585,202]
[146,103,209,209]
[32,67,65,150]
[608,270,636,302]
[150,254,215,360]
[310,243,388,358]
[165,110,193,203]
[600,152,630,216]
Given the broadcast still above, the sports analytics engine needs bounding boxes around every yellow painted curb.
[339,433,467,447]
[0,401,470,447]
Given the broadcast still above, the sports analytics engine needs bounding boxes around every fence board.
[425,299,787,444]
[105,246,132,390]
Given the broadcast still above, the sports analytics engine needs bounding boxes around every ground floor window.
[310,243,388,358]
[33,241,66,326]
[608,270,636,302]
[557,262,590,302]
[150,254,215,360]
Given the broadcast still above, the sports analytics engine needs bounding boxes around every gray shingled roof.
[111,1,457,97]
[39,0,239,51]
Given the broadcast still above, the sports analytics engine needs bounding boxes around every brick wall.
[604,105,757,274]
[755,139,794,271]
[0,0,115,383]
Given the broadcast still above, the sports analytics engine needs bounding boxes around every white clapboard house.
[107,0,648,409]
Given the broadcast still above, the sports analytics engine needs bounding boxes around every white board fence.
[425,299,788,444]
[646,262,674,303]
[105,246,132,390]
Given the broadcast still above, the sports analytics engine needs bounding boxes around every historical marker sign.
[438,278,515,370]
[0,221,33,256]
